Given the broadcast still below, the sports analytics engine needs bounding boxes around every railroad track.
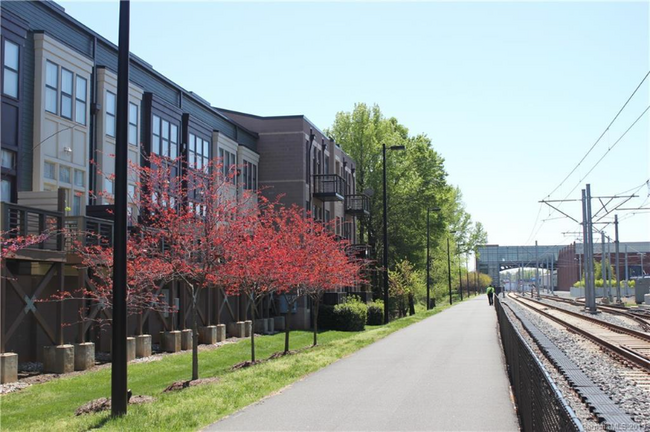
[508,293,650,373]
[540,294,650,332]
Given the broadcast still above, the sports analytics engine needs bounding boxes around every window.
[45,61,58,114]
[151,115,179,159]
[1,149,15,170]
[219,148,236,182]
[75,76,87,125]
[106,91,116,137]
[74,169,84,187]
[2,40,19,98]
[242,160,257,191]
[104,178,114,195]
[128,103,138,146]
[1,179,12,202]
[59,166,71,183]
[189,134,210,170]
[60,68,73,119]
[44,162,56,180]
[325,155,329,174]
[127,184,136,203]
[73,193,82,216]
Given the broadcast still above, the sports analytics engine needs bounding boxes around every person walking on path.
[486,285,495,305]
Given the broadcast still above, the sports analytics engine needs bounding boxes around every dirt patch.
[75,394,154,416]
[162,377,220,393]
[231,359,266,370]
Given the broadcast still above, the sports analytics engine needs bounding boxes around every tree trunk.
[250,293,255,362]
[312,297,320,346]
[408,293,415,316]
[192,288,199,381]
[284,295,292,353]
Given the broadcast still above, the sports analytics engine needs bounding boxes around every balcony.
[1,202,65,261]
[346,243,372,260]
[64,215,114,250]
[345,194,370,216]
[312,174,346,202]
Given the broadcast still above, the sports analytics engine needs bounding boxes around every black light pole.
[446,231,456,305]
[457,243,464,301]
[465,253,470,298]
[426,207,441,310]
[382,143,405,324]
[111,0,130,417]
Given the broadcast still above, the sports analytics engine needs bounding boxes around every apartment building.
[0,0,367,376]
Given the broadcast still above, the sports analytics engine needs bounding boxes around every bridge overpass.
[476,244,565,286]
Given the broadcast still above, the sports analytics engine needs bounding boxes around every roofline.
[33,1,258,141]
[216,108,354,161]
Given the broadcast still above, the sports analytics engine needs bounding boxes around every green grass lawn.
[0,299,464,431]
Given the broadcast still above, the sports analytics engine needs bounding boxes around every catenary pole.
[111,0,130,417]
[446,237,453,305]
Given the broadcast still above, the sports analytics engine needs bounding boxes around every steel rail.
[509,294,650,372]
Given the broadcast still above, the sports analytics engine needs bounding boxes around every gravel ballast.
[505,298,650,430]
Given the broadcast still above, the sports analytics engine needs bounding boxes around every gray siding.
[3,0,257,179]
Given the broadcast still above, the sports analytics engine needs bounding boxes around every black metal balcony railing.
[345,194,370,216]
[64,215,114,250]
[312,174,346,201]
[1,202,63,251]
[347,243,372,260]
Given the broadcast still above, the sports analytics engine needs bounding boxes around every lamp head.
[389,145,406,151]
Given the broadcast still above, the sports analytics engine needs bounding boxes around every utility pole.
[535,240,540,298]
[550,254,554,294]
[581,189,592,311]
[601,232,608,302]
[465,253,470,298]
[625,244,629,295]
[614,215,621,303]
[585,184,596,313]
[111,0,130,417]
[457,249,463,301]
[607,235,613,302]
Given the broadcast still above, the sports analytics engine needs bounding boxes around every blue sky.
[60,0,650,248]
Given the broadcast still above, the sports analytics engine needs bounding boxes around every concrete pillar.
[126,337,136,362]
[163,331,181,353]
[199,326,217,345]
[274,316,285,331]
[0,352,18,384]
[43,345,74,374]
[266,318,275,334]
[181,329,193,351]
[228,321,245,338]
[244,320,252,337]
[74,342,95,371]
[254,319,268,334]
[216,324,226,342]
[135,335,152,358]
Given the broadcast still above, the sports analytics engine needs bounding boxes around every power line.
[545,70,650,199]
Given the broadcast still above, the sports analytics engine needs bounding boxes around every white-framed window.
[106,91,116,137]
[59,166,71,183]
[45,61,58,114]
[44,161,56,180]
[188,134,210,170]
[73,192,82,216]
[243,159,257,191]
[74,169,84,187]
[75,76,87,125]
[218,148,237,183]
[2,39,19,98]
[60,68,73,119]
[128,102,138,146]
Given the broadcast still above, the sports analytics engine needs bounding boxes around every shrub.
[367,301,384,325]
[317,304,336,330]
[334,298,367,331]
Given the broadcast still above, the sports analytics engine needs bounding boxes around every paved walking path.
[207,295,519,431]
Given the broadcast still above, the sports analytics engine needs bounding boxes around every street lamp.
[426,207,441,310]
[382,143,405,324]
[446,231,456,305]
[457,243,465,301]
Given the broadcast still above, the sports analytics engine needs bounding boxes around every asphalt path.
[207,295,519,431]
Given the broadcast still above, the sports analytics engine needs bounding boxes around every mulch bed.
[75,394,154,416]
[231,359,266,370]
[162,377,220,393]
